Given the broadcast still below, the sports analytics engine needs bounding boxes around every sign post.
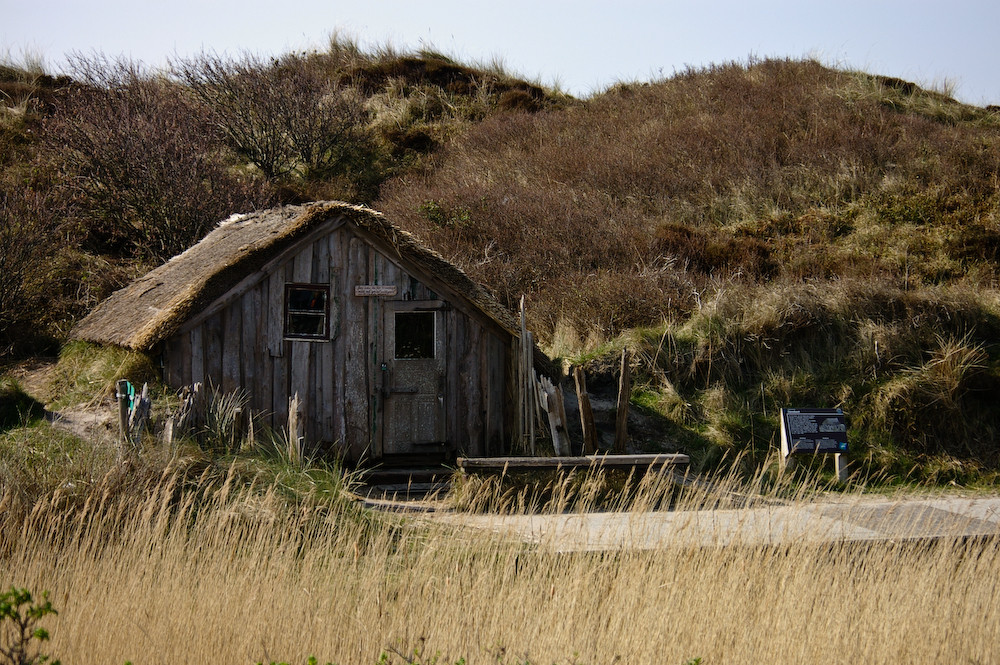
[779,408,849,482]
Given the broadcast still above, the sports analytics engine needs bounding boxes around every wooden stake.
[574,366,598,454]
[163,416,175,448]
[614,349,631,453]
[835,453,849,483]
[288,392,303,465]
[116,379,130,456]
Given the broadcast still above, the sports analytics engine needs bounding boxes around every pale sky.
[3,0,998,106]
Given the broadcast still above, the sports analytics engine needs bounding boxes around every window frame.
[283,283,331,341]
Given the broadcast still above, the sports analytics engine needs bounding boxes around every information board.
[780,408,848,455]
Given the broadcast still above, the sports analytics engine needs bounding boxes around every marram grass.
[3,465,998,664]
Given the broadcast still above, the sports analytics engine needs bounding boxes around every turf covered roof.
[72,201,520,351]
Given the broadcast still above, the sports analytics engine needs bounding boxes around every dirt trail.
[5,357,116,441]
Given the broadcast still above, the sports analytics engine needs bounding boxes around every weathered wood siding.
[162,221,512,461]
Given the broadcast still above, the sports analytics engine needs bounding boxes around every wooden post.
[778,407,793,473]
[531,366,546,454]
[288,392,303,465]
[835,453,848,483]
[163,416,175,448]
[574,366,598,454]
[128,382,151,450]
[116,379,130,455]
[613,349,631,453]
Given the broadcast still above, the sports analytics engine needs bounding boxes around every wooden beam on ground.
[457,453,689,471]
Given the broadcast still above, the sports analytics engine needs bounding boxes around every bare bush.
[43,55,273,261]
[0,188,57,354]
[174,52,376,185]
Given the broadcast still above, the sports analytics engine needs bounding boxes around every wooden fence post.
[613,349,631,453]
[574,366,598,454]
[116,379,130,458]
[288,392,303,465]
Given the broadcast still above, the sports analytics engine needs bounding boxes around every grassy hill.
[374,57,1000,480]
[2,43,1000,481]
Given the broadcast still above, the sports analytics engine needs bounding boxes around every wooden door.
[381,301,447,455]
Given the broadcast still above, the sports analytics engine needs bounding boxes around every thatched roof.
[72,201,521,351]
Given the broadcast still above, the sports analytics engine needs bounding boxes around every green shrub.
[0,587,60,665]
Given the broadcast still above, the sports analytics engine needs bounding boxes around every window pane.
[285,284,328,339]
[395,312,435,359]
[287,312,326,337]
[288,287,326,312]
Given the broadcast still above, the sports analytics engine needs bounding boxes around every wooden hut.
[72,202,544,464]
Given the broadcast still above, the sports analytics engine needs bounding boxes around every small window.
[395,312,435,359]
[285,284,329,340]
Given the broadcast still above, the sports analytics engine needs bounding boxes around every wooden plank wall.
[162,225,513,461]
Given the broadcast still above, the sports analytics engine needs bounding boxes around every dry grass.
[375,58,1000,342]
[3,465,999,664]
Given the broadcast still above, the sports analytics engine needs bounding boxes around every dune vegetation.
[2,40,1000,481]
[3,40,1000,656]
[3,451,1000,664]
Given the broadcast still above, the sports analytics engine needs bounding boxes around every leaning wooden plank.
[287,392,303,466]
[538,375,570,456]
[290,340,310,442]
[574,366,599,454]
[613,348,631,453]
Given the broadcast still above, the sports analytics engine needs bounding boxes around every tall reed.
[3,464,997,664]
